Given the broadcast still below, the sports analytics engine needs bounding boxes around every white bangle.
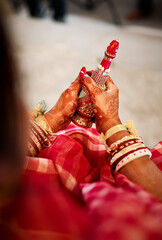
[110,143,145,165]
[115,148,152,172]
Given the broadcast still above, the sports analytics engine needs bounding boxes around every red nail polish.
[79,67,86,77]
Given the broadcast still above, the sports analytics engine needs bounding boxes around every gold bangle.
[32,120,51,146]
[99,124,127,150]
[100,120,138,145]
[35,116,57,137]
[104,124,127,140]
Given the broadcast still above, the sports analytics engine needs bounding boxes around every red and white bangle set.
[106,135,152,171]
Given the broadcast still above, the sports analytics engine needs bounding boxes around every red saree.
[1,124,162,240]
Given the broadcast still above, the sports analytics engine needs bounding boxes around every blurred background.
[1,0,162,148]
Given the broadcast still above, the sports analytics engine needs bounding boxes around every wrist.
[106,130,130,146]
[100,117,130,147]
[44,109,57,133]
[101,117,122,134]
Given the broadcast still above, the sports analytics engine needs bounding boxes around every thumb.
[105,75,117,92]
[79,67,102,95]
[70,75,82,93]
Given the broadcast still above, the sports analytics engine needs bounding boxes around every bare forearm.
[119,156,162,201]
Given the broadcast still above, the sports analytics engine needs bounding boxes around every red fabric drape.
[1,124,162,240]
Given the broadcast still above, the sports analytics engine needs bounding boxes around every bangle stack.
[28,103,57,156]
[106,135,151,171]
[29,117,57,157]
[100,122,152,172]
[28,120,51,156]
[35,115,56,137]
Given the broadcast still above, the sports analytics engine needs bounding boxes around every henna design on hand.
[45,76,81,132]
[80,73,121,133]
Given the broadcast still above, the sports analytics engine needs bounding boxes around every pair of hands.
[45,70,121,134]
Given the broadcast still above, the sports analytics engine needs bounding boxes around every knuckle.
[84,76,92,85]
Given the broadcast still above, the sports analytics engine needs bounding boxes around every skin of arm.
[108,130,162,201]
[80,72,162,201]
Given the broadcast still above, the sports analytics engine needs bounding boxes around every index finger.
[80,71,103,95]
[69,75,82,93]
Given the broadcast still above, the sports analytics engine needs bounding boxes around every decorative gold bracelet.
[35,116,57,137]
[104,124,127,140]
[100,120,138,145]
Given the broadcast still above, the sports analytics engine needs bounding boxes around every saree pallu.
[1,124,162,240]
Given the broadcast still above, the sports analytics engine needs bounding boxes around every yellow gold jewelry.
[30,101,47,119]
[32,120,51,145]
[35,116,57,137]
[30,130,42,152]
[104,124,127,140]
[125,120,138,135]
[100,120,138,145]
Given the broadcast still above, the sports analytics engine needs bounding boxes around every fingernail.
[79,67,86,77]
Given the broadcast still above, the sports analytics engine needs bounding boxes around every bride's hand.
[44,76,81,132]
[80,71,121,134]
